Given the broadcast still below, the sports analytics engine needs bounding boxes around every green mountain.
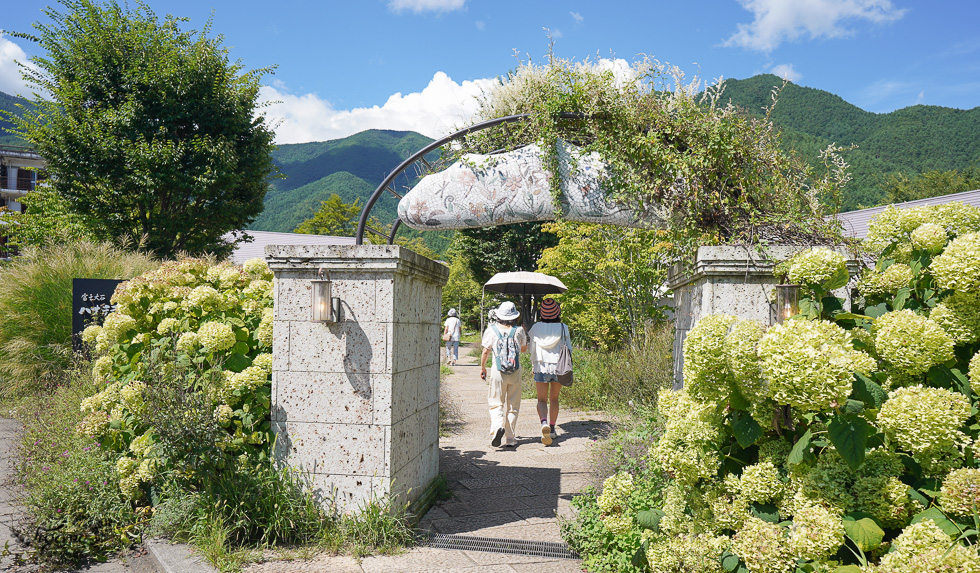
[719,75,980,209]
[0,91,32,146]
[252,129,436,233]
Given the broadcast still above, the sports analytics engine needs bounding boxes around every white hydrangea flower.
[244,279,272,299]
[214,404,234,426]
[786,248,847,288]
[724,319,767,400]
[930,292,980,344]
[732,517,794,573]
[789,503,844,561]
[738,461,784,504]
[256,308,274,347]
[859,263,913,296]
[92,355,115,382]
[970,350,980,396]
[939,468,980,518]
[101,313,137,343]
[910,223,948,253]
[176,331,200,353]
[876,385,971,458]
[182,285,222,310]
[683,314,738,404]
[758,319,875,412]
[156,317,180,335]
[242,258,271,278]
[931,232,980,293]
[252,353,273,372]
[197,322,236,353]
[81,324,103,345]
[874,309,954,375]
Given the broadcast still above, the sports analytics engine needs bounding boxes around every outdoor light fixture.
[775,284,800,324]
[312,268,341,323]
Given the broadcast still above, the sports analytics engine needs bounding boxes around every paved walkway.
[246,342,609,572]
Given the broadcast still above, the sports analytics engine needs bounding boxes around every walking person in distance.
[443,308,462,365]
[527,298,573,446]
[480,301,527,449]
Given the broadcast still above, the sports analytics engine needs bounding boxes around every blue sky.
[2,0,979,144]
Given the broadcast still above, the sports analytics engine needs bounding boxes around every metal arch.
[354,112,584,245]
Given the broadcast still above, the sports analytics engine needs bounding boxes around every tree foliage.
[459,56,847,253]
[0,187,93,248]
[294,193,362,236]
[537,221,673,348]
[457,222,558,285]
[441,239,484,331]
[8,0,277,258]
[881,167,980,204]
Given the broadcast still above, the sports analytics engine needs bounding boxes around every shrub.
[563,202,980,572]
[0,240,157,397]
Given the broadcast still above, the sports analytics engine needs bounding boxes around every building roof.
[834,188,980,239]
[225,230,355,265]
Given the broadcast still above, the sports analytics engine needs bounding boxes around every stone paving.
[245,342,610,572]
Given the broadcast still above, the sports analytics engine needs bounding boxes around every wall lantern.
[312,268,341,323]
[775,284,800,324]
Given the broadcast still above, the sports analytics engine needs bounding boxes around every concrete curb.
[144,538,218,573]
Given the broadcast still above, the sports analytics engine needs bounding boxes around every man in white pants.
[480,301,527,449]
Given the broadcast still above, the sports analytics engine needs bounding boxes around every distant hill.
[0,91,32,146]
[719,75,980,209]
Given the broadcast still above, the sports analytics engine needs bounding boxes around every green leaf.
[843,399,865,415]
[721,551,741,572]
[891,287,910,311]
[750,503,780,523]
[832,566,863,573]
[822,296,844,315]
[842,512,884,552]
[822,265,850,291]
[224,352,253,373]
[851,373,887,410]
[631,537,650,568]
[729,387,751,411]
[787,430,813,467]
[834,312,873,321]
[828,415,871,470]
[799,298,819,319]
[911,507,963,538]
[233,340,250,354]
[907,487,929,508]
[731,410,763,448]
[636,509,665,531]
[864,302,888,318]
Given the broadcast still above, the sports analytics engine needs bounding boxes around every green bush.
[12,364,143,568]
[0,240,157,397]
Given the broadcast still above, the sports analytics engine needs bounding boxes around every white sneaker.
[541,423,553,446]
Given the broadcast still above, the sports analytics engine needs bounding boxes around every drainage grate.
[421,532,579,559]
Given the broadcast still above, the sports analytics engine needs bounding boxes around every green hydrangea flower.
[724,319,767,400]
[970,351,980,396]
[872,519,979,573]
[789,503,844,560]
[931,232,980,293]
[645,533,731,573]
[785,248,847,288]
[930,292,980,344]
[877,385,971,459]
[854,475,921,529]
[859,263,914,296]
[939,468,980,518]
[156,317,180,335]
[651,390,724,486]
[738,461,785,505]
[758,319,875,412]
[874,309,954,375]
[910,223,948,253]
[214,404,234,426]
[257,308,274,348]
[732,517,794,573]
[683,314,738,404]
[197,322,236,353]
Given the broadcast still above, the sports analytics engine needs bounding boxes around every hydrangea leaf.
[749,502,780,523]
[729,386,751,411]
[851,373,887,410]
[636,509,664,531]
[720,551,741,572]
[842,512,884,552]
[911,507,962,537]
[731,410,763,447]
[828,414,871,470]
[787,429,813,466]
[822,266,850,291]
[891,287,910,311]
[224,352,252,373]
[864,302,888,318]
[832,566,863,573]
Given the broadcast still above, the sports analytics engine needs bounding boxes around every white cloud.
[770,63,802,82]
[0,35,35,97]
[476,20,485,30]
[259,72,498,144]
[914,91,925,105]
[570,12,584,24]
[388,0,466,13]
[725,0,906,53]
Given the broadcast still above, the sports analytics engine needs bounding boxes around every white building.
[0,145,45,213]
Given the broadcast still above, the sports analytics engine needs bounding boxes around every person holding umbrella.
[480,301,527,448]
[527,298,573,446]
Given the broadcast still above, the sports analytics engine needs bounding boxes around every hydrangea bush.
[568,202,980,572]
[78,257,274,499]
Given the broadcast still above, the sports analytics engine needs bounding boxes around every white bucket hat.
[495,301,521,321]
[448,308,458,317]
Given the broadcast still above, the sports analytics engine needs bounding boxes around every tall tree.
[294,194,362,236]
[457,222,558,285]
[881,167,980,204]
[9,0,276,258]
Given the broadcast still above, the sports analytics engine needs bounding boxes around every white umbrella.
[482,271,567,331]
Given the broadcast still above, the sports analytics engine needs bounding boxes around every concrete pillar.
[667,246,860,388]
[265,244,448,512]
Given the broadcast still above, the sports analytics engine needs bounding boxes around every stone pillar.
[264,244,449,512]
[667,246,861,388]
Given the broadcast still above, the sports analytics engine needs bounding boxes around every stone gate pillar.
[667,246,861,388]
[265,244,448,512]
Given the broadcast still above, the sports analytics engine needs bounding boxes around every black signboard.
[72,278,123,350]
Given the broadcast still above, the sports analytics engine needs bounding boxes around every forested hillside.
[720,75,980,209]
[0,91,33,146]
